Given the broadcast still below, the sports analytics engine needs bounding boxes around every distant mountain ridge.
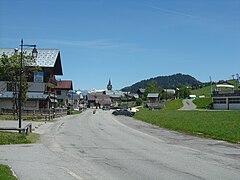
[121,73,202,93]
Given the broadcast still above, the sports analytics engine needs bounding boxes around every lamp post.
[19,39,38,131]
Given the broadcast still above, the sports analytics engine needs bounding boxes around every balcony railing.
[212,90,240,97]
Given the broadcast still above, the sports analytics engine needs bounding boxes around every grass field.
[193,98,212,109]
[0,132,39,145]
[190,85,214,98]
[0,164,17,180]
[164,99,183,110]
[135,99,240,143]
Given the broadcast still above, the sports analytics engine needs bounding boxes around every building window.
[229,98,240,104]
[213,98,226,104]
[56,90,61,95]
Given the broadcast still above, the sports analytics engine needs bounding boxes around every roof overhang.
[216,84,234,88]
[54,52,63,75]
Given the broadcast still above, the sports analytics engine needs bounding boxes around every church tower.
[107,79,112,91]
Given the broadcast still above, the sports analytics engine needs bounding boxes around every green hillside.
[122,73,202,93]
[191,85,215,98]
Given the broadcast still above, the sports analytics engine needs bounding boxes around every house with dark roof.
[0,48,63,112]
[147,93,159,103]
[137,88,145,98]
[54,80,73,107]
[86,92,112,108]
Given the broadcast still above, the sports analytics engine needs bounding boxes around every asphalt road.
[179,99,197,110]
[1,109,240,180]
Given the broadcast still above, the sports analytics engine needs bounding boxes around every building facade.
[212,82,240,110]
[212,91,240,110]
[0,48,63,112]
[54,80,73,107]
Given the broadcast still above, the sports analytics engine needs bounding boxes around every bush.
[136,98,143,106]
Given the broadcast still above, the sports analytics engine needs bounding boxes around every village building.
[212,81,240,110]
[67,90,82,110]
[86,92,111,108]
[163,89,176,100]
[54,80,73,107]
[146,93,164,110]
[147,93,159,103]
[0,48,63,113]
[137,88,145,99]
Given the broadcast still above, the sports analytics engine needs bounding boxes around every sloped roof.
[55,80,73,90]
[137,88,145,93]
[0,48,63,75]
[216,81,234,89]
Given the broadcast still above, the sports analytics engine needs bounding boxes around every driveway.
[179,99,197,110]
[0,110,239,180]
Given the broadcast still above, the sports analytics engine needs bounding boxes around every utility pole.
[236,73,239,90]
[209,76,212,94]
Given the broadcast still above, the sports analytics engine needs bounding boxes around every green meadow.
[134,100,240,143]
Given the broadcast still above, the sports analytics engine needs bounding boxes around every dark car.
[112,109,135,117]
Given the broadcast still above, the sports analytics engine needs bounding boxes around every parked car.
[112,109,135,117]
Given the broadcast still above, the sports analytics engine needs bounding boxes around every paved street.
[0,109,240,180]
[179,99,197,110]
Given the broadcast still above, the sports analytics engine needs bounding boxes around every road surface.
[179,99,197,110]
[0,109,240,180]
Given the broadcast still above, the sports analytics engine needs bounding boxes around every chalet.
[105,90,124,102]
[163,89,176,99]
[54,80,73,107]
[0,48,63,112]
[137,88,145,99]
[87,92,111,108]
[147,93,159,103]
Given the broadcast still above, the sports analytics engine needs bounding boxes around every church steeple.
[107,79,112,91]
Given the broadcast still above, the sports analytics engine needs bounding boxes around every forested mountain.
[121,73,202,93]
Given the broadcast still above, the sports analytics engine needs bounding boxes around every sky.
[0,0,240,90]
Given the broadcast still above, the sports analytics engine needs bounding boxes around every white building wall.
[56,90,68,106]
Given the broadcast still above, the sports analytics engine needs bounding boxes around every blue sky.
[0,0,239,90]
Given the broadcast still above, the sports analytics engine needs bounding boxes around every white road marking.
[61,167,83,180]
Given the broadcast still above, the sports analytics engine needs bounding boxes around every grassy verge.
[0,164,17,180]
[67,110,82,115]
[134,108,240,143]
[164,99,183,110]
[0,132,39,145]
[193,98,212,109]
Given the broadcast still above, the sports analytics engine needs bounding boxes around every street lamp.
[19,39,38,131]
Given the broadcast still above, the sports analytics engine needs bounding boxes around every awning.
[216,84,234,88]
